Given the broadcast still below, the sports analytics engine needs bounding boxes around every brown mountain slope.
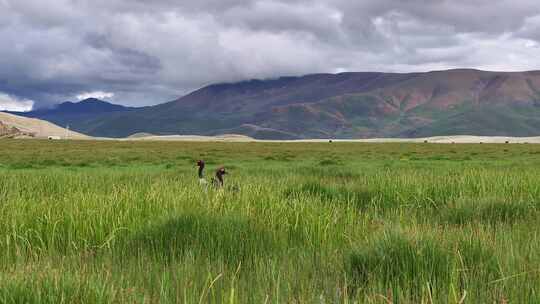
[369,69,540,110]
[49,69,540,139]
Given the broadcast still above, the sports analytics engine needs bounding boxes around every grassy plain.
[1,140,540,303]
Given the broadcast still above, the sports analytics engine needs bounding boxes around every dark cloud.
[0,0,540,109]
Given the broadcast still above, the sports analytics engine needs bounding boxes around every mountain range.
[8,69,540,139]
[9,98,136,131]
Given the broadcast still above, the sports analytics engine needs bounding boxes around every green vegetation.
[2,140,540,302]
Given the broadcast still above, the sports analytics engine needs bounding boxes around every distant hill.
[0,112,89,139]
[39,98,129,114]
[10,69,540,139]
[8,98,135,131]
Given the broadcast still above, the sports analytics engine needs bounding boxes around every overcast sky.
[1,0,540,110]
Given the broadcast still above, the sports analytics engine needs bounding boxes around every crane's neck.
[198,166,204,178]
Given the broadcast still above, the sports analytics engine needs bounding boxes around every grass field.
[2,140,540,303]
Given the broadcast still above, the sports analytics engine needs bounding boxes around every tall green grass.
[1,140,540,302]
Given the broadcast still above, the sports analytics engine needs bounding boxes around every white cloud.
[0,93,34,111]
[76,91,115,101]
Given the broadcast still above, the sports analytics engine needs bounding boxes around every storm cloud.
[1,0,540,109]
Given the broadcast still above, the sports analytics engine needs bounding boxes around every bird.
[196,160,208,186]
[197,160,237,192]
[212,167,227,188]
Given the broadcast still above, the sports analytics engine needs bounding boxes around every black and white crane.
[196,160,208,186]
[196,160,228,189]
[212,167,227,188]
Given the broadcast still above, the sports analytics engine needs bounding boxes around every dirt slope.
[0,112,90,139]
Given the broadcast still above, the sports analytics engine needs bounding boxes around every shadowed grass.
[284,182,377,210]
[347,232,504,302]
[348,232,452,300]
[124,214,276,264]
[0,273,123,304]
[456,238,500,284]
[441,199,537,225]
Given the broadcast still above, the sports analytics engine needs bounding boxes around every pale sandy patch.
[0,112,89,139]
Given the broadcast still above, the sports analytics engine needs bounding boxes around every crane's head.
[196,160,205,167]
[217,167,227,175]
